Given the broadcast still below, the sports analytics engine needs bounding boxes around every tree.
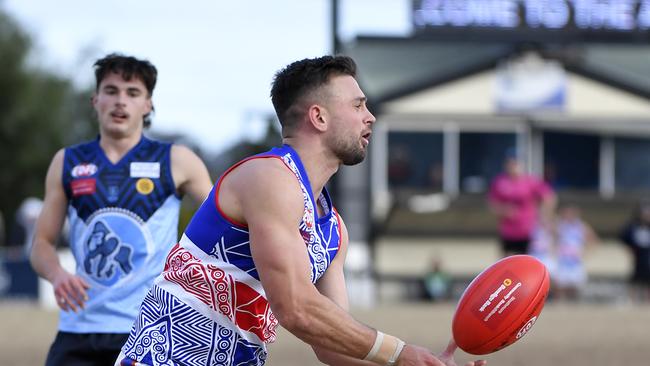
[0,9,96,241]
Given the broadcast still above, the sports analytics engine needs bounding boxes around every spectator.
[553,204,598,302]
[528,219,557,283]
[422,256,451,302]
[488,150,556,257]
[619,202,650,303]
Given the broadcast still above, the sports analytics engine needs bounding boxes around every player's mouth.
[361,131,372,147]
[110,110,129,121]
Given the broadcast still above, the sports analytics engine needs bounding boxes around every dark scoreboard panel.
[412,0,650,43]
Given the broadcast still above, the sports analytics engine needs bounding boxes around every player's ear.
[144,98,153,114]
[307,104,328,132]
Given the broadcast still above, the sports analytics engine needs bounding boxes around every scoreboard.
[412,0,650,43]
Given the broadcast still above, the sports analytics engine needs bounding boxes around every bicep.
[233,162,317,312]
[34,150,68,244]
[171,145,212,204]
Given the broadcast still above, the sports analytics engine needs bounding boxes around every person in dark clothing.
[619,202,650,303]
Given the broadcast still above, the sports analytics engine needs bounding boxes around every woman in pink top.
[489,153,556,257]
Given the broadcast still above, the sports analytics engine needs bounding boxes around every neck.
[99,132,142,163]
[283,136,340,198]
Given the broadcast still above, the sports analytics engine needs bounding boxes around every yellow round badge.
[136,178,154,195]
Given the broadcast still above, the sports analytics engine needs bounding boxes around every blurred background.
[1,0,650,365]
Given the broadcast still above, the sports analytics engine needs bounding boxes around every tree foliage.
[0,10,96,230]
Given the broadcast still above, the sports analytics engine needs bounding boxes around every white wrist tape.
[364,330,405,366]
[387,338,406,366]
[364,331,384,361]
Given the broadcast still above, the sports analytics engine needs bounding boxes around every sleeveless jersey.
[61,136,180,333]
[554,218,588,286]
[556,219,586,266]
[120,144,342,366]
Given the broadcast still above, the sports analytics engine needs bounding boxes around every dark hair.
[270,55,357,134]
[93,53,158,128]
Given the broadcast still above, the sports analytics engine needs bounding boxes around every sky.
[2,0,411,156]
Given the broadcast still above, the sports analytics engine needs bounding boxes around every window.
[459,132,516,193]
[615,136,650,191]
[543,132,599,190]
[387,132,443,190]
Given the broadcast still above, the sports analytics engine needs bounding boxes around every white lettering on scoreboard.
[413,0,650,31]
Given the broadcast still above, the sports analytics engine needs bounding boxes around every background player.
[30,53,212,366]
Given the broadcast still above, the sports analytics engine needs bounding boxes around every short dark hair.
[93,53,158,128]
[270,55,357,133]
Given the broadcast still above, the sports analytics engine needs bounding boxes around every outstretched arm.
[227,159,375,359]
[310,218,377,366]
[312,218,486,366]
[223,158,482,366]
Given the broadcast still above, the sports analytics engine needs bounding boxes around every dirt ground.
[1,300,648,366]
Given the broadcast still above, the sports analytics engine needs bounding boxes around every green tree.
[0,9,95,237]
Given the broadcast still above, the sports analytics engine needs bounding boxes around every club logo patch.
[136,178,154,195]
[81,211,150,286]
[71,163,98,178]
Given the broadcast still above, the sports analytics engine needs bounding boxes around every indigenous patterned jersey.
[61,136,180,333]
[120,144,342,366]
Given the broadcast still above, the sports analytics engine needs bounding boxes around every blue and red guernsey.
[120,144,342,366]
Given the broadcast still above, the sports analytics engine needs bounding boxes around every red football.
[452,255,550,355]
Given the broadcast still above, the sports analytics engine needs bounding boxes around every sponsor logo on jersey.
[71,178,96,196]
[136,178,155,195]
[130,162,160,178]
[71,163,98,177]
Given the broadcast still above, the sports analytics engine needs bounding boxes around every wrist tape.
[364,330,406,365]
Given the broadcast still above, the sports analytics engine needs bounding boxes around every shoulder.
[231,156,299,191]
[219,156,304,224]
[170,143,199,160]
[48,148,66,171]
[491,174,507,184]
[528,175,552,190]
[226,157,302,205]
[45,149,67,187]
[170,144,208,173]
[52,148,66,162]
[489,174,507,190]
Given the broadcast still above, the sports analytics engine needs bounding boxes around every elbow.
[312,346,336,365]
[274,302,312,334]
[28,241,38,268]
[271,295,315,336]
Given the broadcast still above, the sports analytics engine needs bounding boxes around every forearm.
[312,346,378,366]
[278,291,376,360]
[30,238,64,283]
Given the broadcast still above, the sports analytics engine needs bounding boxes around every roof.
[341,36,650,107]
